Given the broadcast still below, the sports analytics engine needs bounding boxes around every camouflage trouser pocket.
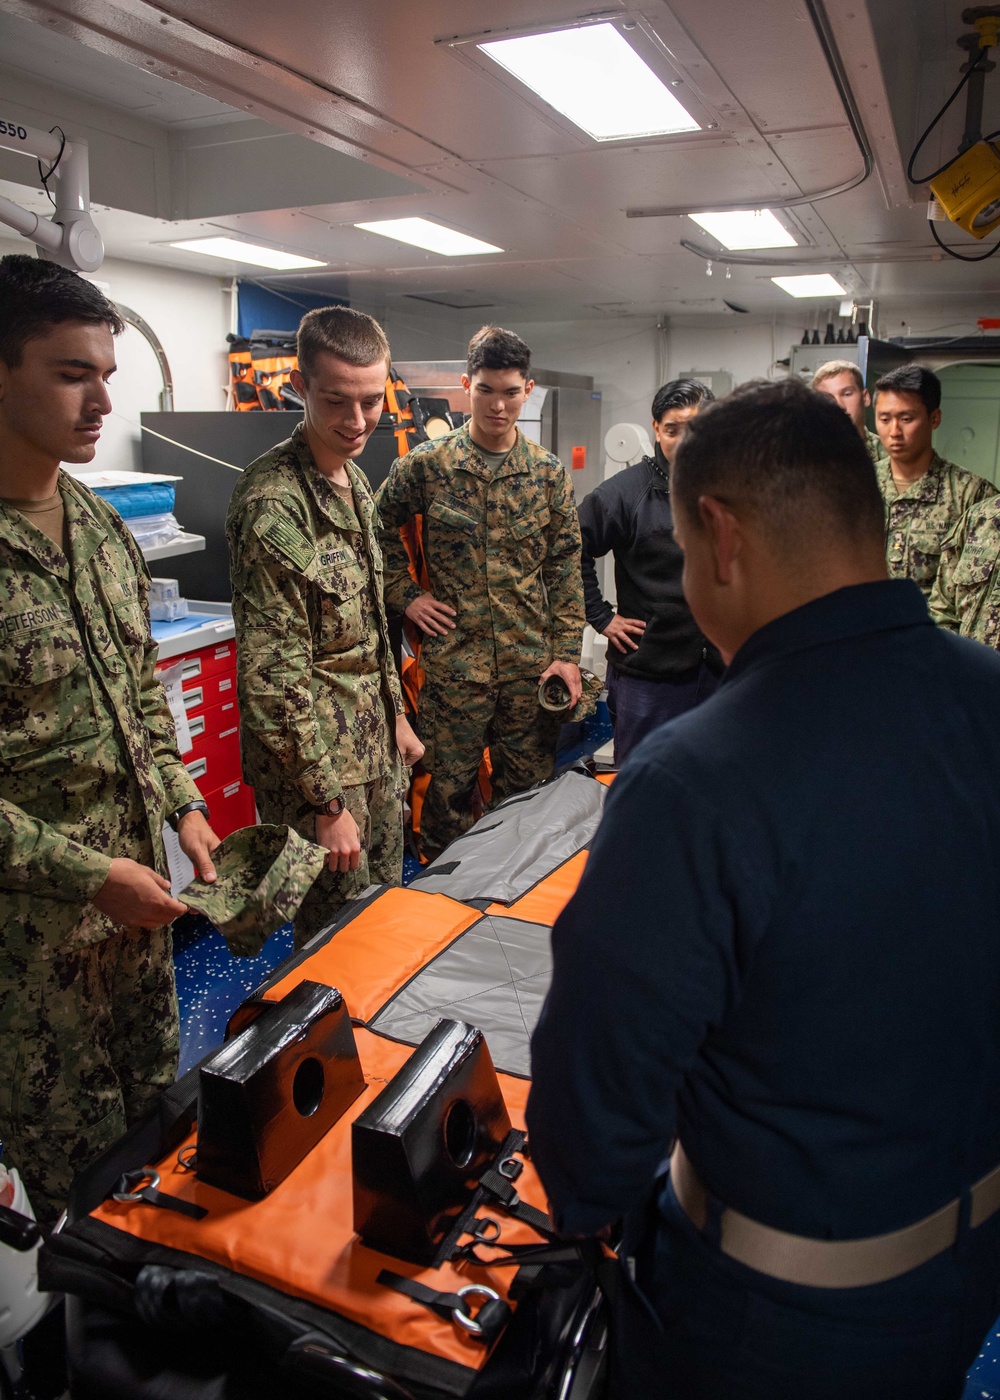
[0,956,122,1137]
[0,975,42,1127]
[0,961,131,1219]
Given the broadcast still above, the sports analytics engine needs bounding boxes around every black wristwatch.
[168,799,210,831]
[313,796,346,818]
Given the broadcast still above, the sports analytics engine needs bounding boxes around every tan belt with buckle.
[670,1141,1000,1289]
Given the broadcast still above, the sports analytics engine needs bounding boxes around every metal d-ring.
[453,1284,501,1337]
[471,1216,502,1244]
[112,1167,160,1203]
[176,1145,198,1172]
[498,1156,522,1181]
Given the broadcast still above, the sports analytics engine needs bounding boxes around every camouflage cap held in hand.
[537,668,602,722]
[180,824,328,957]
[573,668,603,723]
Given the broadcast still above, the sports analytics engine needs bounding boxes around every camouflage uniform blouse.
[876,452,996,599]
[865,427,888,463]
[0,472,202,962]
[375,423,585,684]
[226,425,403,808]
[929,494,1000,647]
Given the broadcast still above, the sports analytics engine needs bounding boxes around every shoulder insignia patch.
[255,511,315,572]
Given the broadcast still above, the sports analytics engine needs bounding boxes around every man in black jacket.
[529,379,1000,1399]
[578,379,721,762]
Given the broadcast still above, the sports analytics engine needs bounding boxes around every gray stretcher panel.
[408,769,606,905]
[371,914,553,1077]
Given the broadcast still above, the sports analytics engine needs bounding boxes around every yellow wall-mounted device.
[930,139,1000,238]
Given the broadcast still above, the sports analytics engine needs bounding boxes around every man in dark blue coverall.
[527,378,1000,1400]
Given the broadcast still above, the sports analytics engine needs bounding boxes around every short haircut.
[811,359,863,391]
[874,364,941,415]
[652,378,715,421]
[467,325,531,378]
[297,305,390,379]
[672,377,885,548]
[0,255,124,367]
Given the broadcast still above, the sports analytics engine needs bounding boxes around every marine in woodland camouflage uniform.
[929,493,1000,646]
[227,424,405,947]
[875,451,995,599]
[376,421,585,857]
[0,475,204,1219]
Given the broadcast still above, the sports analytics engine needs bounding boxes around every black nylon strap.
[113,1170,207,1221]
[141,1186,207,1220]
[377,1271,463,1320]
[479,1164,553,1237]
[453,1241,581,1269]
[376,1271,511,1347]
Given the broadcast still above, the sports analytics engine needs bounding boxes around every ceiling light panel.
[771,274,847,298]
[689,209,797,250]
[168,237,325,270]
[479,23,700,142]
[354,218,503,256]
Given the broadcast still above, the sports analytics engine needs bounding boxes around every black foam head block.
[197,980,365,1199]
[351,1019,512,1264]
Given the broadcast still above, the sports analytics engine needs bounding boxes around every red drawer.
[184,703,242,793]
[156,638,236,686]
[184,747,238,798]
[203,777,257,840]
[157,642,236,722]
[168,670,236,720]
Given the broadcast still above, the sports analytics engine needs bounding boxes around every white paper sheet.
[158,659,193,754]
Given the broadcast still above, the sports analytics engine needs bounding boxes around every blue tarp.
[236,282,346,339]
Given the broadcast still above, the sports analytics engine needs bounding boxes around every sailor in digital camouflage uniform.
[872,364,995,599]
[0,257,220,1222]
[810,359,888,464]
[227,307,422,949]
[376,326,585,860]
[929,493,1000,646]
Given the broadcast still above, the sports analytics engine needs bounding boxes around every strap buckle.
[469,1216,502,1244]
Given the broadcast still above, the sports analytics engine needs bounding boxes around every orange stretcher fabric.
[484,849,590,924]
[594,772,616,787]
[89,1029,547,1373]
[261,888,481,1024]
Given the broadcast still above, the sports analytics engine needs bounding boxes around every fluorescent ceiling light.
[168,237,325,270]
[354,218,503,256]
[479,23,700,142]
[689,209,796,250]
[771,274,847,298]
